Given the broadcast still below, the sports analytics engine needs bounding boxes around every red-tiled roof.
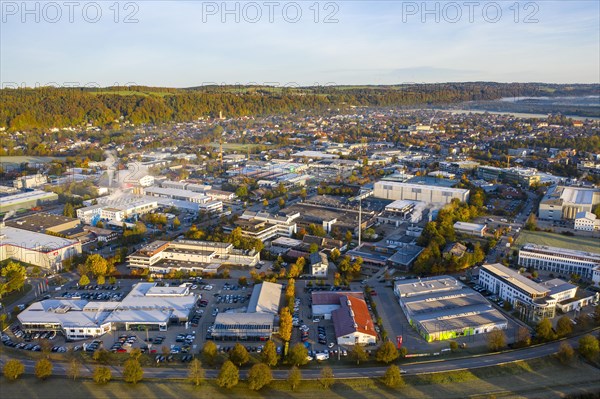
[331,294,377,338]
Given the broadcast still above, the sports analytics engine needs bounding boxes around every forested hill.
[1,83,597,131]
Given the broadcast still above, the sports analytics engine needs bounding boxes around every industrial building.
[5,213,81,235]
[13,173,47,189]
[127,239,260,273]
[538,186,600,221]
[0,190,58,213]
[311,292,377,345]
[0,225,82,271]
[394,276,508,342]
[281,196,375,235]
[17,282,197,339]
[517,244,600,284]
[373,181,469,205]
[211,282,282,341]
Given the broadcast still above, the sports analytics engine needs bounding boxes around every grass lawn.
[1,357,599,399]
[515,230,600,253]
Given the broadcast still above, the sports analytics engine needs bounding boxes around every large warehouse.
[394,276,508,342]
[0,225,82,271]
[373,181,470,205]
[538,185,600,221]
[0,190,58,213]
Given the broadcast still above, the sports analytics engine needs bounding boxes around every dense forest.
[1,83,597,132]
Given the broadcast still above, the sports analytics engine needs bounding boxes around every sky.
[1,1,599,87]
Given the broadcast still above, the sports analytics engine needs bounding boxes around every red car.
[370,290,377,296]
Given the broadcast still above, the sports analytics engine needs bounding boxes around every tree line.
[2,83,597,132]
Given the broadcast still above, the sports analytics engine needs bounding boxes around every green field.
[515,230,600,253]
[1,357,599,399]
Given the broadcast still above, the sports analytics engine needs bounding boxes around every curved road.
[2,331,598,380]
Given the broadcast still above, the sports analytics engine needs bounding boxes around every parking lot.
[2,278,270,362]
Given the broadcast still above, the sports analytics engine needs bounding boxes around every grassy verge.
[1,356,599,399]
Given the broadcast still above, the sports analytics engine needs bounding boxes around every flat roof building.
[128,239,260,273]
[0,190,58,213]
[454,221,487,237]
[0,225,82,271]
[395,276,508,342]
[17,282,197,340]
[539,185,600,221]
[518,243,600,284]
[374,181,469,205]
[247,282,282,314]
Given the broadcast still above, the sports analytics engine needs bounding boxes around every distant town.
[1,86,599,396]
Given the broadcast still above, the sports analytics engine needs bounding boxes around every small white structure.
[454,221,487,237]
[309,252,329,277]
[574,211,600,231]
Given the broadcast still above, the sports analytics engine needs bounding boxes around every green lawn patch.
[515,230,600,253]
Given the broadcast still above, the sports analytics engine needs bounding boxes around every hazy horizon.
[2,1,599,87]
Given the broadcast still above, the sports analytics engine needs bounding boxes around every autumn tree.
[349,344,368,365]
[35,358,53,380]
[187,359,204,386]
[3,359,25,381]
[514,326,531,348]
[487,329,506,351]
[123,358,143,384]
[247,363,273,391]
[555,316,573,338]
[536,318,556,342]
[279,307,293,342]
[556,341,575,364]
[93,366,112,384]
[382,364,404,388]
[578,334,599,361]
[287,343,309,367]
[67,358,81,380]
[375,341,399,364]
[261,340,278,367]
[319,366,334,389]
[216,361,239,389]
[202,341,218,366]
[287,366,302,391]
[85,254,109,277]
[78,274,90,287]
[229,343,250,367]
